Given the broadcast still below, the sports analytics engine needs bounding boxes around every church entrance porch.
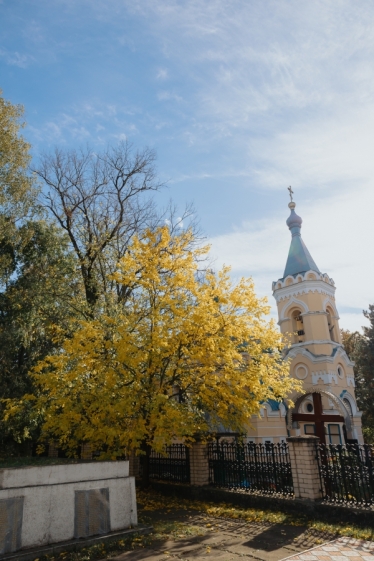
[290,391,351,445]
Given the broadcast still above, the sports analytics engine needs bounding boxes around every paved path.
[112,535,374,561]
[282,537,374,561]
[111,512,334,561]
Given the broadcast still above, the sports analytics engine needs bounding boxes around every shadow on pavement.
[243,524,306,551]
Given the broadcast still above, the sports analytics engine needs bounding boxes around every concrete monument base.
[0,461,137,556]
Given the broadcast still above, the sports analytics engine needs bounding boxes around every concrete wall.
[0,461,137,555]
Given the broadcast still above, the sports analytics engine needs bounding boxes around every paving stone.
[280,537,374,561]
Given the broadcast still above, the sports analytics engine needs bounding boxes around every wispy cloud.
[0,48,34,68]
[3,0,373,331]
[156,68,168,80]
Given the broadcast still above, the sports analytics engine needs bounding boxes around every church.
[246,196,364,445]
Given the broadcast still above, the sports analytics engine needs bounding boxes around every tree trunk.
[81,264,99,312]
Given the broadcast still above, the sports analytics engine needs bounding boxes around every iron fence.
[207,441,294,496]
[142,444,190,483]
[317,443,374,506]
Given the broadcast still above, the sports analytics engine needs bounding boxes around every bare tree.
[35,142,161,313]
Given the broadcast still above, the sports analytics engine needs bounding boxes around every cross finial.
[288,186,294,202]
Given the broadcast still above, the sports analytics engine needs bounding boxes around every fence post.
[128,450,140,477]
[48,442,59,458]
[287,436,322,500]
[189,442,210,486]
[81,443,93,460]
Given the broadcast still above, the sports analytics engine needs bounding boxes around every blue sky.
[1,0,373,331]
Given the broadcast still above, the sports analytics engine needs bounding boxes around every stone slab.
[0,461,129,489]
[0,497,24,555]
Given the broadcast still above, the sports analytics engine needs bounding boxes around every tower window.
[326,307,337,342]
[343,398,353,417]
[291,310,305,343]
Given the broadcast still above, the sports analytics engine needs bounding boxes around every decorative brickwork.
[287,435,322,500]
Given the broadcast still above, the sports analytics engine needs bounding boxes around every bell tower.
[272,196,363,444]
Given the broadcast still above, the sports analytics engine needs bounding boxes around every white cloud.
[0,48,34,68]
[127,0,374,125]
[156,68,168,80]
[9,0,373,334]
[250,105,374,192]
[157,90,183,102]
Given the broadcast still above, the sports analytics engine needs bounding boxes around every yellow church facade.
[246,199,363,445]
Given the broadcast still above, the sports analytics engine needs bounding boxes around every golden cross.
[288,186,294,202]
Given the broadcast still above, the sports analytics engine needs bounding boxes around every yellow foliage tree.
[15,227,299,468]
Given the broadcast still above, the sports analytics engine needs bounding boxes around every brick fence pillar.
[129,450,141,477]
[189,442,210,486]
[48,442,59,458]
[287,435,322,500]
[81,443,93,460]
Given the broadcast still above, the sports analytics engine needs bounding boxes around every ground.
[129,506,330,561]
[41,489,374,561]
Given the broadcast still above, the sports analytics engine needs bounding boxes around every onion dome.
[283,201,320,278]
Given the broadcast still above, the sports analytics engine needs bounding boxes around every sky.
[1,0,373,331]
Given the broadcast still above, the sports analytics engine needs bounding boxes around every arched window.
[343,398,353,417]
[291,309,305,343]
[326,306,337,342]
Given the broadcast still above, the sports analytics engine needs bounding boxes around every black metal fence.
[143,444,190,483]
[317,443,374,506]
[207,441,294,496]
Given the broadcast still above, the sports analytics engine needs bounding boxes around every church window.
[343,398,353,417]
[327,424,342,444]
[304,424,315,435]
[306,403,313,413]
[291,310,305,343]
[326,307,337,342]
[337,366,344,378]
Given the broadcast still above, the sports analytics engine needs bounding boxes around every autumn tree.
[13,227,300,478]
[341,329,361,360]
[35,143,162,314]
